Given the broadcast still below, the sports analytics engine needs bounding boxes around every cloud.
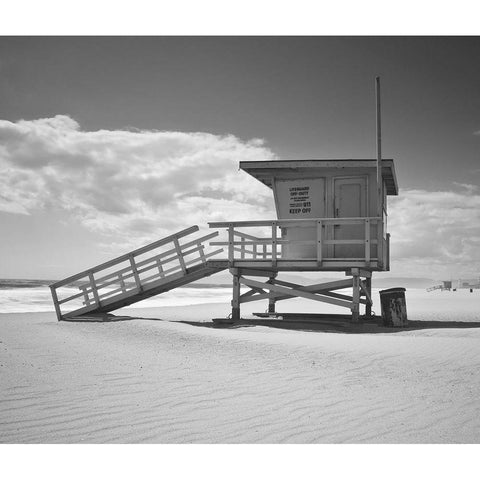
[2,115,480,279]
[0,115,277,247]
[388,186,480,278]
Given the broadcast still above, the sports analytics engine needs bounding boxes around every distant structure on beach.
[428,278,480,292]
[50,77,398,324]
[427,280,453,292]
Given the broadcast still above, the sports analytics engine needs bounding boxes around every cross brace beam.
[239,277,353,309]
[238,278,367,305]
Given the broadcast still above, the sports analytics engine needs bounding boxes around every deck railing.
[209,217,389,269]
[49,226,222,320]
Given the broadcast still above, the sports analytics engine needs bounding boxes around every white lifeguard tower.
[209,157,398,322]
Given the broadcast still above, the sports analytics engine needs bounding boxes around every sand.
[1,290,480,443]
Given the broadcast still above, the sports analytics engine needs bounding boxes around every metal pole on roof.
[375,76,383,217]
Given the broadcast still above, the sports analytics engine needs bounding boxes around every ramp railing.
[50,226,222,320]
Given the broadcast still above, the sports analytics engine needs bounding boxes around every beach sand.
[1,291,480,443]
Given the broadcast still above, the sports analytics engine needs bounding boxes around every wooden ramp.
[49,226,226,321]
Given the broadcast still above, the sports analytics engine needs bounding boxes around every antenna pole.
[375,76,382,217]
[375,76,384,269]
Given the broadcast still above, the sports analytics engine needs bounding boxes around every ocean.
[0,279,233,314]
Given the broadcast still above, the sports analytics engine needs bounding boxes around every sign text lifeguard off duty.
[289,186,312,215]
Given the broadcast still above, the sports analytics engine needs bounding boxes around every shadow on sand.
[65,312,480,334]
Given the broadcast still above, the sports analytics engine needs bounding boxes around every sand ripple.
[1,303,480,443]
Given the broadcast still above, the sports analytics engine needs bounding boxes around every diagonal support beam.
[238,277,355,305]
[238,284,367,305]
[273,278,354,291]
[359,280,373,305]
[239,277,352,309]
[240,286,266,300]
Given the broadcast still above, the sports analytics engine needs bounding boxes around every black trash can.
[379,287,408,327]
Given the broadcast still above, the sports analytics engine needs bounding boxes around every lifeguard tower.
[209,156,398,323]
[50,78,398,324]
[205,77,398,323]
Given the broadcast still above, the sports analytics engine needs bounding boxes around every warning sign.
[275,179,325,218]
[288,185,312,215]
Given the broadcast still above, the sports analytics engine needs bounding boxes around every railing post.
[156,258,165,278]
[129,255,142,292]
[351,268,360,323]
[49,286,63,321]
[81,286,91,306]
[240,235,245,259]
[386,233,390,271]
[119,273,127,292]
[228,225,234,266]
[377,217,384,269]
[198,243,207,264]
[88,270,101,307]
[173,237,187,274]
[316,220,323,267]
[365,218,371,267]
[271,222,277,267]
[280,227,286,259]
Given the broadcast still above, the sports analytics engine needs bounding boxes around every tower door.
[333,177,367,259]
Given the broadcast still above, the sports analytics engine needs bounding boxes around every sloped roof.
[239,159,398,195]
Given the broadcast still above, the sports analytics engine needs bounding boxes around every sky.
[1,36,480,280]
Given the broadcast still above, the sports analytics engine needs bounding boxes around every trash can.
[379,287,408,327]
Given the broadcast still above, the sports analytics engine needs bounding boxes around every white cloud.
[0,115,277,248]
[388,186,480,278]
[2,115,480,279]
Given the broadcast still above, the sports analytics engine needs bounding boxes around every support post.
[351,268,360,323]
[365,276,372,318]
[231,271,241,321]
[268,275,277,314]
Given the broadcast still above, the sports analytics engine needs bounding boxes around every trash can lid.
[379,287,406,294]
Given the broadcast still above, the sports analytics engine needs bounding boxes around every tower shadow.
[65,312,480,335]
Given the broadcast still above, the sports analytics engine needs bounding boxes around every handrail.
[208,217,388,268]
[77,231,219,289]
[50,225,199,288]
[50,227,223,320]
